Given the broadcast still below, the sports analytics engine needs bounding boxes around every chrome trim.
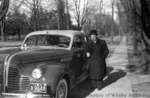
[3,54,9,92]
[22,32,74,51]
[6,52,19,87]
[2,93,50,98]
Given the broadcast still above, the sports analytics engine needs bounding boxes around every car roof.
[26,30,84,38]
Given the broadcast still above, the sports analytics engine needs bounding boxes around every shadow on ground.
[126,64,150,74]
[103,68,126,88]
[68,67,126,98]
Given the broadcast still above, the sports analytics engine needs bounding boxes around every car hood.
[0,47,72,75]
[6,48,72,67]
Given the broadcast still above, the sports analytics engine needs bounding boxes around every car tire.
[55,79,68,98]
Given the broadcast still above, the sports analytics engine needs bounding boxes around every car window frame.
[24,35,38,47]
[23,34,71,49]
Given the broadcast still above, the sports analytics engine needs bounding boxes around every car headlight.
[32,68,42,79]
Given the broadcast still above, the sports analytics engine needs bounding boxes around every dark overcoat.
[87,38,109,80]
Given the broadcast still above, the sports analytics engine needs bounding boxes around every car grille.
[0,62,3,84]
[7,66,30,93]
[0,60,5,84]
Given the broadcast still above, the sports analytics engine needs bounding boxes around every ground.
[0,36,150,98]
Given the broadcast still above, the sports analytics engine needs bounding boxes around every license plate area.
[30,83,47,93]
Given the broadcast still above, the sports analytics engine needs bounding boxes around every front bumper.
[2,93,51,98]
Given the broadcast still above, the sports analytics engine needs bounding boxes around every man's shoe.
[90,86,96,89]
[97,81,103,90]
[97,86,103,90]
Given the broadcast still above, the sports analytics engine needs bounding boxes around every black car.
[0,30,89,98]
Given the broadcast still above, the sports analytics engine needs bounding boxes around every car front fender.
[39,63,70,95]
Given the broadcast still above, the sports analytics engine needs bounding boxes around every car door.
[70,34,87,78]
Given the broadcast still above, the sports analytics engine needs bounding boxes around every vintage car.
[0,30,89,98]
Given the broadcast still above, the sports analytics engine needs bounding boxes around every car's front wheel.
[55,79,68,98]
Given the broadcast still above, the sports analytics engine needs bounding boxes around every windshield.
[24,35,71,48]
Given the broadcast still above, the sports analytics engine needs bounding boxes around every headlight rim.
[32,68,43,79]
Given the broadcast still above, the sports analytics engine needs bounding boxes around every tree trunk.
[65,0,70,30]
[56,0,66,30]
[141,0,150,52]
[0,0,10,41]
[139,0,150,73]
[111,0,115,42]
[133,32,138,55]
[1,17,5,41]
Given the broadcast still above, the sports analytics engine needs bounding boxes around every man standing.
[87,29,109,90]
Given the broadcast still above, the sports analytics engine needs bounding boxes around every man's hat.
[89,29,98,36]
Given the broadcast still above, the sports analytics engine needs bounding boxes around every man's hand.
[86,52,90,58]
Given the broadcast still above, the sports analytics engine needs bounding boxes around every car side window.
[46,35,70,48]
[73,35,85,48]
[25,36,37,46]
[37,35,47,46]
[59,36,70,47]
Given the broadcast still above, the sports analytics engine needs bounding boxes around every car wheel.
[55,79,68,98]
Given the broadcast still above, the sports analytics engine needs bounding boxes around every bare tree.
[65,0,70,29]
[99,0,104,14]
[116,1,127,35]
[55,0,66,30]
[120,0,141,54]
[120,0,150,72]
[140,0,150,72]
[9,0,25,12]
[111,0,115,42]
[23,0,42,31]
[72,0,89,30]
[0,0,10,41]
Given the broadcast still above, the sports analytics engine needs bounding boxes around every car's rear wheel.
[55,79,68,98]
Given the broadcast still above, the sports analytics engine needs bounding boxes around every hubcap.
[56,79,68,98]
